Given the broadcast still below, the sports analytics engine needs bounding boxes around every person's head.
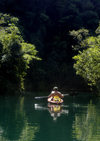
[53,86,58,91]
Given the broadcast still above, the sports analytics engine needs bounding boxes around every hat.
[53,87,58,90]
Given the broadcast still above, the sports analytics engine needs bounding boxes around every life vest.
[53,95,61,102]
[53,105,61,112]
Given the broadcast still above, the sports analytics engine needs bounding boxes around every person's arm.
[48,94,52,98]
[48,91,54,98]
[58,92,64,98]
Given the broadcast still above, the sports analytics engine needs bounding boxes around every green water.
[0,93,100,141]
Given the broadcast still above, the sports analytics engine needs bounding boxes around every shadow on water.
[0,93,100,141]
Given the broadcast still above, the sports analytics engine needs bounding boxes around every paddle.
[35,95,49,99]
[35,92,78,99]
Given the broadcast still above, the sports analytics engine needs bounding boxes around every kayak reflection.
[34,103,69,121]
[48,104,69,121]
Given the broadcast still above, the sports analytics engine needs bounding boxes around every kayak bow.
[47,97,63,104]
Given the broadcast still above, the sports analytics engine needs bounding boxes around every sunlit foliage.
[0,0,100,91]
[70,26,100,93]
[0,13,40,94]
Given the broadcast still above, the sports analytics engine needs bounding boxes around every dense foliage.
[70,27,100,93]
[0,14,40,94]
[0,0,100,92]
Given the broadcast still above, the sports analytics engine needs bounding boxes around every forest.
[0,0,100,94]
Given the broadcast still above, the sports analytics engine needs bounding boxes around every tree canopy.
[0,14,40,94]
[0,0,100,92]
[70,26,100,93]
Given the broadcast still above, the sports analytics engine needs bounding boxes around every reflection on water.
[0,94,100,141]
[0,95,39,141]
[35,103,69,121]
[72,99,100,141]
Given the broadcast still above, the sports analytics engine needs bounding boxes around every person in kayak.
[48,87,64,102]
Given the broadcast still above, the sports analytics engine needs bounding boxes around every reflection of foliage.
[20,124,39,141]
[0,96,39,141]
[72,100,100,141]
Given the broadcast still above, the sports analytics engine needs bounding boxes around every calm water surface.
[0,93,100,141]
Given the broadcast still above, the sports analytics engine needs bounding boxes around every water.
[0,93,100,141]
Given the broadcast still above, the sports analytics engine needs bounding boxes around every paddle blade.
[63,94,69,96]
[35,96,48,99]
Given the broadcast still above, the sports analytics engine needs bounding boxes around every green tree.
[0,13,40,94]
[70,26,100,93]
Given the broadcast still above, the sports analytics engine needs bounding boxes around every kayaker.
[48,87,64,102]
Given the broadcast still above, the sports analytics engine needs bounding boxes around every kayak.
[47,97,63,104]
